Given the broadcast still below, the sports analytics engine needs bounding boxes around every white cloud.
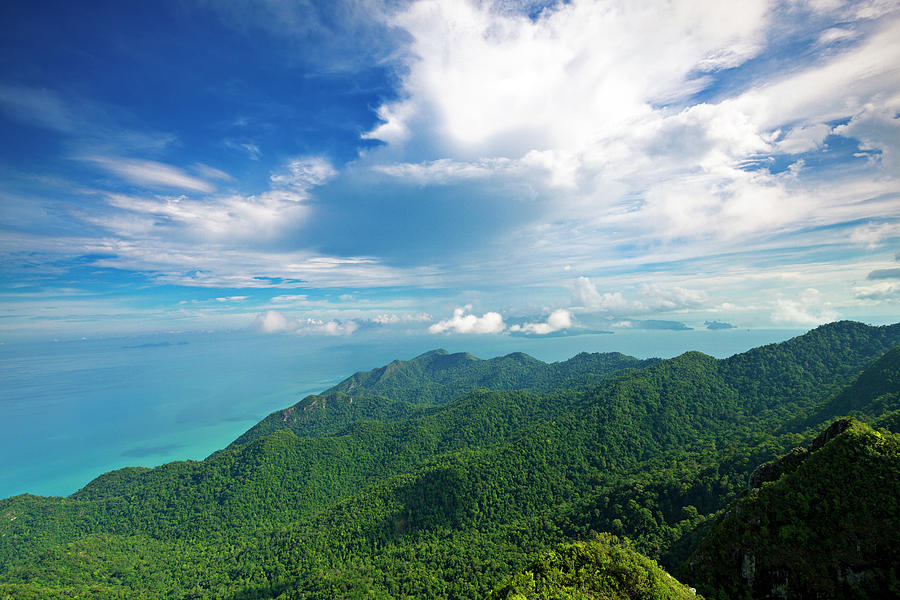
[270,156,337,191]
[638,284,708,311]
[817,26,858,45]
[358,0,900,278]
[271,294,309,303]
[369,0,771,153]
[253,310,359,335]
[192,163,234,182]
[572,277,645,314]
[373,158,510,183]
[215,296,248,302]
[0,226,428,291]
[771,288,839,325]
[98,190,309,243]
[81,154,340,253]
[833,105,900,171]
[849,222,900,249]
[84,157,215,193]
[373,312,433,324]
[254,310,297,333]
[775,123,833,154]
[225,139,261,160]
[0,83,74,132]
[306,318,359,336]
[855,281,900,300]
[572,277,707,315]
[8,2,900,335]
[428,305,505,334]
[510,308,572,334]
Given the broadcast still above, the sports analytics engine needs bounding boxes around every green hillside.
[231,349,658,446]
[1,321,899,599]
[323,348,657,404]
[688,418,900,599]
[804,344,900,428]
[488,534,700,600]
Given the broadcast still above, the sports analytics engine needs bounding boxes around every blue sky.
[1,0,899,341]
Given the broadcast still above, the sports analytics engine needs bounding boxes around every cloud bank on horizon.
[0,0,898,339]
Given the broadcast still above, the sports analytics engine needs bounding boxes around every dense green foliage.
[688,418,900,599]
[231,349,658,446]
[488,534,699,600]
[1,321,899,599]
[325,349,659,406]
[804,344,900,428]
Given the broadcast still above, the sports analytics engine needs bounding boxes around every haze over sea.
[1,327,802,499]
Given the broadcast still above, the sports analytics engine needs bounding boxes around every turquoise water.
[0,327,801,499]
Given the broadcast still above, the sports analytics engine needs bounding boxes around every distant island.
[121,341,190,349]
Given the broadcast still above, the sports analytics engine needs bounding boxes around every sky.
[1,0,899,342]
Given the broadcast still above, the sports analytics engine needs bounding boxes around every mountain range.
[2,320,899,599]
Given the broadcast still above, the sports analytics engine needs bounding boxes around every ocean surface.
[0,327,803,499]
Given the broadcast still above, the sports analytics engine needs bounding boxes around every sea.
[0,327,803,499]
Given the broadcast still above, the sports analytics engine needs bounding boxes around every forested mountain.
[1,321,899,599]
[689,418,900,599]
[488,534,699,600]
[804,344,900,429]
[231,349,657,446]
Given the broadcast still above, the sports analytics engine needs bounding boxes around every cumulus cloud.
[253,310,359,335]
[638,283,708,311]
[9,0,900,335]
[357,0,900,296]
[368,0,772,152]
[572,277,645,314]
[254,310,297,333]
[309,319,359,336]
[855,281,900,300]
[771,289,839,325]
[510,308,573,335]
[571,277,707,315]
[428,305,505,334]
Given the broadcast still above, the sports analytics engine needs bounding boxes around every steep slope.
[231,349,657,446]
[488,535,700,600]
[228,392,422,446]
[1,387,564,564]
[805,344,900,427]
[687,418,900,599]
[721,321,900,417]
[322,348,655,404]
